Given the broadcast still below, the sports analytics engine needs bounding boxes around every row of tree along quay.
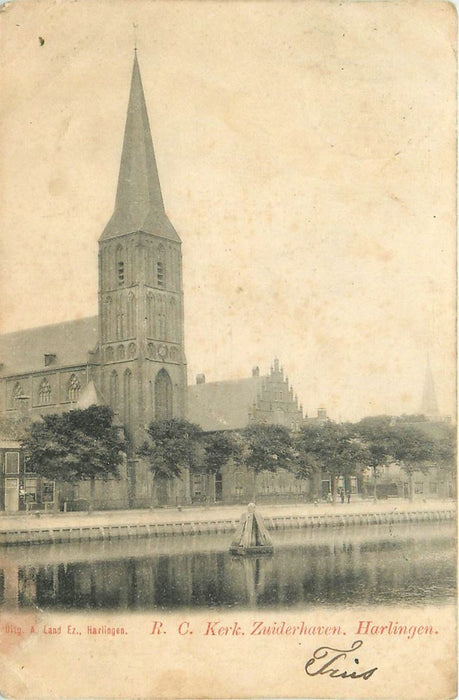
[15,405,456,512]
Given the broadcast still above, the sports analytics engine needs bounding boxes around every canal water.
[0,521,455,610]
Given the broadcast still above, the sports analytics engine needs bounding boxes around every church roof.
[187,376,265,431]
[0,316,98,377]
[100,52,180,243]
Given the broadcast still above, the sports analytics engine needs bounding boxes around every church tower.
[98,52,187,450]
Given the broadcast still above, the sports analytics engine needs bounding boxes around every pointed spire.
[421,356,440,417]
[100,52,179,242]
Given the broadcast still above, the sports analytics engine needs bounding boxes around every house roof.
[0,316,98,377]
[187,376,265,431]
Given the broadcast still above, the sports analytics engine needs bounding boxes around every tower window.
[157,261,165,288]
[117,261,125,286]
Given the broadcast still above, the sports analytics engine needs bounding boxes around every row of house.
[0,53,453,512]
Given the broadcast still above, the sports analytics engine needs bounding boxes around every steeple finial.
[100,52,179,242]
[421,356,440,418]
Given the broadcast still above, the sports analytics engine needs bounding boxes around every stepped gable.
[187,359,305,431]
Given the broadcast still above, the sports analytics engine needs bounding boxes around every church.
[0,53,312,512]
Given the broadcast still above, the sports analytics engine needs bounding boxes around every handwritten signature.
[305,639,378,680]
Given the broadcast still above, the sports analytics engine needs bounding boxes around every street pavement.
[0,498,455,532]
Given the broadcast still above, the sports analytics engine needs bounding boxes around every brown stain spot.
[48,178,66,196]
[351,237,395,263]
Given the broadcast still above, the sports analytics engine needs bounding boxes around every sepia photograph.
[0,1,456,698]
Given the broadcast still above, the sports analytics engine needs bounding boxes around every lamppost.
[15,394,30,512]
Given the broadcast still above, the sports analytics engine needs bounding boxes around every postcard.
[0,1,456,698]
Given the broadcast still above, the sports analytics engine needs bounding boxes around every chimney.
[252,366,259,377]
[44,353,57,366]
[196,373,206,384]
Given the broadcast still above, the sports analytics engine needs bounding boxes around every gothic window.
[38,378,51,405]
[169,298,178,341]
[126,241,132,286]
[110,371,119,413]
[67,374,81,402]
[128,343,136,359]
[104,297,113,341]
[117,345,125,361]
[116,295,124,340]
[116,245,125,286]
[156,295,166,340]
[157,244,166,288]
[123,369,131,424]
[147,343,156,359]
[173,248,180,289]
[105,346,114,362]
[157,261,164,288]
[126,292,136,338]
[149,248,156,286]
[13,382,23,404]
[147,293,155,337]
[154,369,172,420]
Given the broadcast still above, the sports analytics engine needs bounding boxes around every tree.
[0,413,32,441]
[296,421,367,501]
[241,424,294,498]
[242,423,294,473]
[203,430,243,475]
[138,419,203,503]
[21,405,126,511]
[431,423,456,497]
[202,430,243,501]
[292,431,321,486]
[356,416,395,501]
[389,424,436,501]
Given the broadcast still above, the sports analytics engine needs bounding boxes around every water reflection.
[0,521,455,610]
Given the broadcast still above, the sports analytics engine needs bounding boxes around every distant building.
[187,359,323,505]
[362,362,455,500]
[188,359,308,431]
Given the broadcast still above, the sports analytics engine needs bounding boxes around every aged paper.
[0,0,456,698]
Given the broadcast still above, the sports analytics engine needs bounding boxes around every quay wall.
[0,507,455,547]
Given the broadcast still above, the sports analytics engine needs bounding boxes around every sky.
[0,0,456,422]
